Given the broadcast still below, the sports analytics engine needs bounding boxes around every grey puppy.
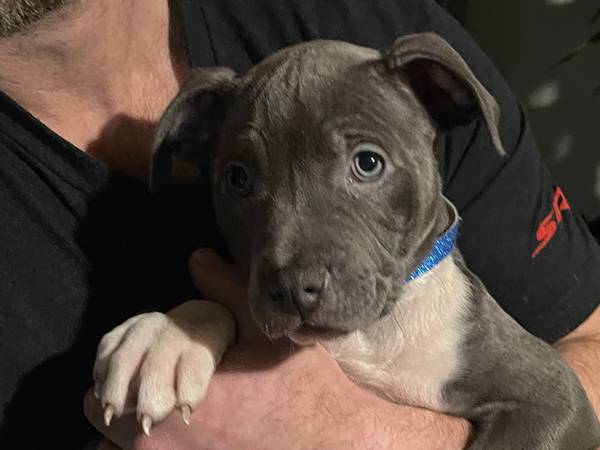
[93,33,600,449]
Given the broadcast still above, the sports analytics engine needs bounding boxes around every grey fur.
[152,33,600,449]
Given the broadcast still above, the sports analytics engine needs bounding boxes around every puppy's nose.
[295,279,322,310]
[270,267,328,314]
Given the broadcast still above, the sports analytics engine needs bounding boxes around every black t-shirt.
[1,0,600,448]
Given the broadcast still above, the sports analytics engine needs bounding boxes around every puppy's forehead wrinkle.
[243,43,378,124]
[245,40,379,93]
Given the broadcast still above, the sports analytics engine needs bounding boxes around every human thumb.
[188,248,258,335]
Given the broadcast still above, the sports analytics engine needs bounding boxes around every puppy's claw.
[141,415,152,436]
[104,405,114,427]
[181,405,191,426]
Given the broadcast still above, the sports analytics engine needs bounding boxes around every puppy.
[93,33,600,449]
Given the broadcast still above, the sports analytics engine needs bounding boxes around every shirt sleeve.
[420,0,600,342]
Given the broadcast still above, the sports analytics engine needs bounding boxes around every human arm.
[84,249,600,450]
[84,249,470,450]
[556,304,600,415]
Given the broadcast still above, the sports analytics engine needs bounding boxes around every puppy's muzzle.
[252,251,384,339]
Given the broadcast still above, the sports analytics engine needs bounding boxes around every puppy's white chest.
[322,257,469,411]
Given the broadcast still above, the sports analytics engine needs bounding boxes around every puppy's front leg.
[93,301,235,434]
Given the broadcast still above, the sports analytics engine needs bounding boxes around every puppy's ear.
[385,32,505,155]
[151,67,237,192]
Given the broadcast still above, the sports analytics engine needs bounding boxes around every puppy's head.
[152,33,504,342]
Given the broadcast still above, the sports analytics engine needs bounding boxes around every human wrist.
[311,381,471,450]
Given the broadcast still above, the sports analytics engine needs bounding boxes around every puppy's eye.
[352,145,385,182]
[225,163,253,197]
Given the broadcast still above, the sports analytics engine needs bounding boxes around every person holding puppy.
[0,1,599,449]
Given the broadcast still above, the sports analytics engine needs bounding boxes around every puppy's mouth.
[259,313,349,344]
[286,323,348,345]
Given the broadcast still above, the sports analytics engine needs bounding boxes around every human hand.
[84,249,470,450]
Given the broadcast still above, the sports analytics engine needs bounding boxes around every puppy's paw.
[93,300,235,434]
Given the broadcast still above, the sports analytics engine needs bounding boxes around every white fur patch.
[322,255,470,410]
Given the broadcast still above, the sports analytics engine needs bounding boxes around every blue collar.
[405,199,461,282]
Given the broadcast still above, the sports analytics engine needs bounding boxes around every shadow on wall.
[447,0,600,218]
